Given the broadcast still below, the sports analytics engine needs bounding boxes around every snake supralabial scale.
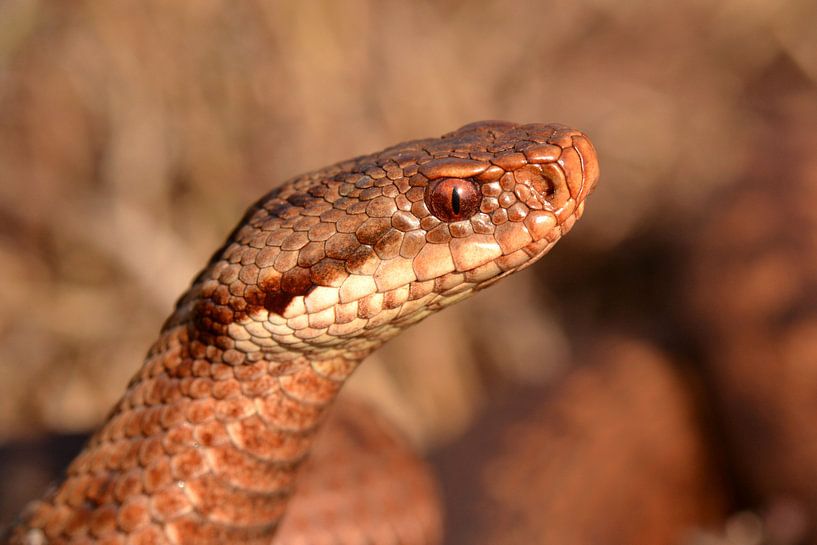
[3,121,599,545]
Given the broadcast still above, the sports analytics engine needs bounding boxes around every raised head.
[5,122,599,545]
[177,121,600,360]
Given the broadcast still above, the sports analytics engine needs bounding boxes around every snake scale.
[2,121,599,545]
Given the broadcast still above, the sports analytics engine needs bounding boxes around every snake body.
[3,121,599,545]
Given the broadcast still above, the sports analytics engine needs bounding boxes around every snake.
[2,120,599,545]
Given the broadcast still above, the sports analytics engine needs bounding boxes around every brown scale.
[2,121,599,545]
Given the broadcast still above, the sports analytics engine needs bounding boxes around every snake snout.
[514,129,599,238]
[571,133,600,203]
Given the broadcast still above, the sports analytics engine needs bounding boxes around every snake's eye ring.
[425,178,481,222]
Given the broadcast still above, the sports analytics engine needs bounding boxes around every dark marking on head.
[267,203,291,217]
[310,258,348,287]
[286,193,311,207]
[245,267,315,317]
[242,274,313,318]
[345,245,377,274]
[262,292,298,316]
[281,267,314,295]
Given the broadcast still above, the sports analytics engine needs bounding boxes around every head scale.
[181,121,599,361]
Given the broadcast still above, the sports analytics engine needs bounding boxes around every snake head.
[184,121,599,360]
[410,121,599,284]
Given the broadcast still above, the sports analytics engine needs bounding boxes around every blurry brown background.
[2,0,817,543]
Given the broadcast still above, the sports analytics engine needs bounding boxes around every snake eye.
[425,178,481,222]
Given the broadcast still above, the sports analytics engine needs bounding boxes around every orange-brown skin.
[275,398,443,545]
[2,122,598,545]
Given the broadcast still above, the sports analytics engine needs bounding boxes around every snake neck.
[8,319,367,545]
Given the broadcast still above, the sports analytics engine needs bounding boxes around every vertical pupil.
[451,187,461,215]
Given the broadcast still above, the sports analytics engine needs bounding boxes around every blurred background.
[2,1,817,543]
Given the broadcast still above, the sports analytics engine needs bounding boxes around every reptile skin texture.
[274,398,442,545]
[1,121,599,545]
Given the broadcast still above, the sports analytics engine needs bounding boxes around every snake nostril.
[540,176,557,199]
[514,164,568,210]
